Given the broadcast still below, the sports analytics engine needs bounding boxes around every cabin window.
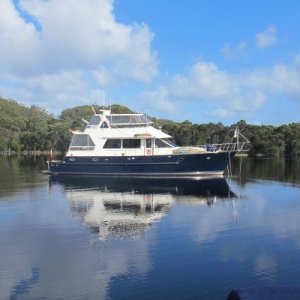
[69,134,95,150]
[155,139,172,148]
[146,139,152,148]
[89,116,101,125]
[101,121,109,128]
[123,139,141,148]
[110,115,131,124]
[106,114,152,126]
[103,139,121,149]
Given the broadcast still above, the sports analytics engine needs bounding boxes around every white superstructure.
[67,109,184,157]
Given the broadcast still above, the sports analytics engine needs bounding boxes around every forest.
[0,97,300,157]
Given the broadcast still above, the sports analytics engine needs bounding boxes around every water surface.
[0,156,300,299]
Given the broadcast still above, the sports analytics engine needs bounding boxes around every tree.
[1,97,300,157]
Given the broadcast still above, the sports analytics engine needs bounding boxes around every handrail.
[69,146,95,151]
[106,114,153,126]
[196,142,249,153]
[196,128,250,153]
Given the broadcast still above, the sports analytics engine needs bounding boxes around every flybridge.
[87,110,153,128]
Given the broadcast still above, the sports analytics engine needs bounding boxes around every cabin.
[67,110,178,157]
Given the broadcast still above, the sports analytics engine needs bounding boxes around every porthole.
[206,156,211,160]
[178,158,184,162]
[92,158,99,162]
[69,157,75,162]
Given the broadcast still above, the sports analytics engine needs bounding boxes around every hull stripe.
[60,162,179,166]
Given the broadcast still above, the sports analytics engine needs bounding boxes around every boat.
[47,109,249,176]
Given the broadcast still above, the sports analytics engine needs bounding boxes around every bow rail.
[197,127,250,153]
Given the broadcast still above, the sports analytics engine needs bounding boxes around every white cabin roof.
[85,126,171,139]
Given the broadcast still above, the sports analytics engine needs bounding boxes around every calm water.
[0,156,300,299]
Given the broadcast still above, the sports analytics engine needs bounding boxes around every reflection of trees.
[10,266,40,299]
[0,156,47,198]
[231,157,300,186]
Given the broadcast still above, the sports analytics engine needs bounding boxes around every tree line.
[0,97,299,157]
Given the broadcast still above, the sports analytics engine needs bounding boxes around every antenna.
[102,90,105,110]
[91,106,96,114]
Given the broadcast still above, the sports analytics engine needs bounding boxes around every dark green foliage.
[60,105,97,129]
[0,97,300,157]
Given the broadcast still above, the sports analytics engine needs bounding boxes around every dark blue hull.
[49,151,237,176]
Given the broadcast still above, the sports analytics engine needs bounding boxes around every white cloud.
[0,0,157,102]
[93,69,112,87]
[0,71,104,113]
[213,108,232,119]
[0,0,41,75]
[178,59,300,101]
[221,41,247,59]
[140,55,300,120]
[172,62,233,99]
[255,25,277,49]
[140,86,177,114]
[0,0,159,113]
[294,54,300,66]
[247,64,300,95]
[0,1,298,122]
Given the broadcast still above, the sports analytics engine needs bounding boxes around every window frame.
[69,134,95,150]
[103,139,122,149]
[146,138,152,148]
[89,115,101,125]
[154,138,173,148]
[122,139,141,149]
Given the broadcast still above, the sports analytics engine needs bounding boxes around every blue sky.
[1,0,300,125]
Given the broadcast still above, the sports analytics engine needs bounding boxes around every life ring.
[147,149,152,155]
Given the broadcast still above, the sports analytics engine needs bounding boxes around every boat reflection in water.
[49,176,236,241]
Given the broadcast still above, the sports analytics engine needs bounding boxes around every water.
[0,156,300,299]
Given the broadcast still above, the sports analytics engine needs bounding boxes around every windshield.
[155,139,177,148]
[164,139,178,147]
[89,115,101,125]
[70,134,95,150]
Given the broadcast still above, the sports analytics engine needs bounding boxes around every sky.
[1,0,300,125]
